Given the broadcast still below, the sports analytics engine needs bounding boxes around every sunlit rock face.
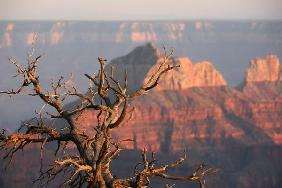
[232,55,282,145]
[68,44,282,152]
[66,46,282,187]
[239,54,282,100]
[147,57,227,91]
[243,54,281,98]
[245,54,280,83]
[107,43,227,92]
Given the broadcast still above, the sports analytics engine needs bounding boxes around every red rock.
[245,54,280,83]
[72,45,282,152]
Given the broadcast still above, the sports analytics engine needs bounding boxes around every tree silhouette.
[0,47,217,188]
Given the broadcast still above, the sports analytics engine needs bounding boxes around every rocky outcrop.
[106,43,160,92]
[54,44,282,153]
[71,44,282,151]
[239,54,282,100]
[233,55,282,144]
[107,43,227,92]
[147,57,227,91]
[245,54,281,83]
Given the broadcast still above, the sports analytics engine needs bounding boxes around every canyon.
[0,21,281,187]
[68,43,281,187]
[1,20,282,129]
[75,43,282,149]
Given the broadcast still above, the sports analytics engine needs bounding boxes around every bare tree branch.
[0,46,217,188]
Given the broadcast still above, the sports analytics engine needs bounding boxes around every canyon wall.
[68,44,282,187]
[73,44,282,150]
[0,22,282,186]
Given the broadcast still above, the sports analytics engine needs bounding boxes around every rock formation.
[0,43,282,188]
[107,43,227,92]
[71,44,282,149]
[69,44,282,187]
[245,54,281,83]
[147,57,227,91]
[239,54,282,100]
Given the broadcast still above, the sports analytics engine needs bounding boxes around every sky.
[0,0,282,20]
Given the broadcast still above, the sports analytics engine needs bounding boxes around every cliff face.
[107,43,227,92]
[106,43,160,92]
[73,44,282,150]
[1,43,281,188]
[147,57,227,91]
[232,55,282,145]
[239,54,282,100]
[1,21,282,127]
[245,54,281,83]
[70,46,282,187]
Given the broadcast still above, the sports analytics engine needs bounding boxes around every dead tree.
[0,47,217,188]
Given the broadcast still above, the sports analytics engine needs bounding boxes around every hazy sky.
[0,0,282,20]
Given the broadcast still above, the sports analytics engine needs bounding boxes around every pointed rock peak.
[109,44,227,92]
[245,54,281,83]
[107,43,162,92]
[111,42,159,65]
[145,42,157,50]
[133,42,159,57]
[133,42,157,52]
